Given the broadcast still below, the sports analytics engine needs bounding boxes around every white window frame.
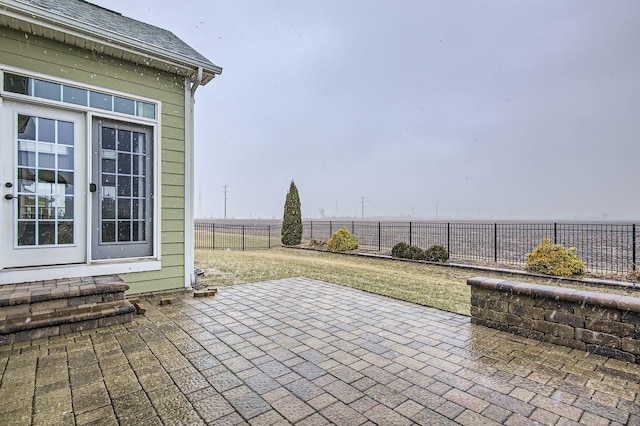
[0,66,162,283]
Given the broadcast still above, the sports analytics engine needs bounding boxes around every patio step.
[0,275,135,345]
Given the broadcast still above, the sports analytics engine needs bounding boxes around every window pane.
[17,221,36,246]
[38,118,56,142]
[115,97,135,115]
[58,222,73,244]
[4,73,31,95]
[18,143,36,167]
[18,195,36,219]
[118,153,131,174]
[57,171,74,195]
[38,151,56,169]
[58,121,74,146]
[136,101,155,119]
[133,221,145,241]
[102,174,116,197]
[58,146,74,170]
[102,127,116,150]
[38,196,56,219]
[90,91,112,110]
[62,85,87,106]
[118,221,131,242]
[118,130,132,152]
[117,198,131,219]
[118,175,131,197]
[133,133,145,154]
[59,196,74,219]
[18,115,36,140]
[39,221,56,245]
[18,168,36,193]
[33,79,61,101]
[102,221,115,242]
[102,157,116,173]
[102,197,116,219]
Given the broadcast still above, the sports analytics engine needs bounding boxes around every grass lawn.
[195,247,639,316]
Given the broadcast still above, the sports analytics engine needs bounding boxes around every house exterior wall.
[0,26,188,293]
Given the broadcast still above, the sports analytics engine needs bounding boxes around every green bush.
[392,242,448,262]
[425,245,449,262]
[326,228,359,252]
[526,238,585,277]
[391,242,426,260]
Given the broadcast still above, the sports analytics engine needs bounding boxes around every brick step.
[0,275,134,345]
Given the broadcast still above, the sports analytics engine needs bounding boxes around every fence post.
[447,222,450,256]
[268,226,271,249]
[554,222,557,244]
[330,221,333,236]
[352,221,355,234]
[378,222,381,252]
[633,224,637,271]
[242,225,245,251]
[212,223,215,250]
[409,222,412,246]
[494,223,498,263]
[310,221,313,239]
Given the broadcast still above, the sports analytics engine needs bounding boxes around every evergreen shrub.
[281,180,302,245]
[425,245,449,262]
[326,228,359,251]
[526,238,585,277]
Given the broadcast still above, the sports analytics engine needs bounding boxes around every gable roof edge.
[1,0,222,85]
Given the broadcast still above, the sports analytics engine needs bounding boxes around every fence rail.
[195,221,638,276]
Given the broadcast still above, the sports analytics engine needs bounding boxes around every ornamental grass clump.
[526,238,585,277]
[326,227,359,252]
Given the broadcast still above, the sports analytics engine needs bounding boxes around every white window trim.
[0,66,162,283]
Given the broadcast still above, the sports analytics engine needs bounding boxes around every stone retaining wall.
[468,277,640,364]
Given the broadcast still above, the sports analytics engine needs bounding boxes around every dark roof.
[3,0,221,82]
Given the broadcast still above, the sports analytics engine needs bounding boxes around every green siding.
[1,27,189,292]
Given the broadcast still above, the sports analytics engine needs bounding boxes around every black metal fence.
[195,220,638,275]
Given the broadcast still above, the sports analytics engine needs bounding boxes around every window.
[2,72,156,119]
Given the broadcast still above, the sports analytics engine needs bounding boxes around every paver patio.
[0,277,638,425]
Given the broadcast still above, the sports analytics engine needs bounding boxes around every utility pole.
[360,196,368,219]
[222,184,229,219]
[435,201,439,220]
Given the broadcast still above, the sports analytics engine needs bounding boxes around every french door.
[91,118,153,260]
[0,101,86,268]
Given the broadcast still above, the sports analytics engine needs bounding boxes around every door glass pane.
[102,198,116,219]
[102,222,116,242]
[58,121,74,145]
[58,222,74,244]
[18,222,36,245]
[18,115,36,139]
[15,115,75,246]
[39,221,56,245]
[38,118,56,142]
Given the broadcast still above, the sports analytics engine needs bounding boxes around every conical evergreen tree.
[281,180,302,245]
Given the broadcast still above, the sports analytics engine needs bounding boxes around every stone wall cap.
[468,276,640,313]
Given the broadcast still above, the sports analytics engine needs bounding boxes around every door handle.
[89,183,97,193]
[4,194,14,200]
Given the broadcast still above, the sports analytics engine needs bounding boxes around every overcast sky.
[92,0,640,221]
